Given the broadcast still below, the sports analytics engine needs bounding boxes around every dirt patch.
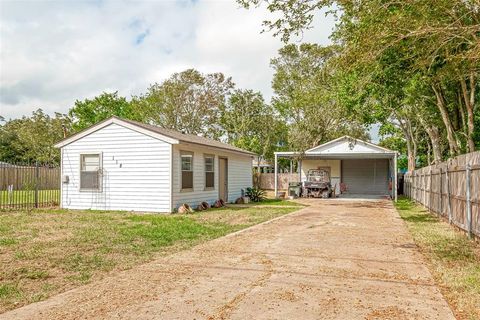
[2,200,454,319]
[365,306,411,320]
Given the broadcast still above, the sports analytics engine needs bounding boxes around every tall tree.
[241,0,480,165]
[69,91,135,132]
[134,69,234,139]
[220,89,285,161]
[271,43,368,152]
[0,109,71,164]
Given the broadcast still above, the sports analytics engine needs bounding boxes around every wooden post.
[446,162,452,224]
[428,167,435,212]
[439,167,443,216]
[466,164,472,239]
[423,172,425,205]
[34,161,39,208]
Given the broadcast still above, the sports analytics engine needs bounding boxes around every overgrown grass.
[0,204,300,313]
[395,197,480,320]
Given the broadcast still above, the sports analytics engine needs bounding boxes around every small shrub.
[245,187,266,202]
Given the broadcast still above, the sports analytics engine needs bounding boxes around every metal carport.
[274,136,398,201]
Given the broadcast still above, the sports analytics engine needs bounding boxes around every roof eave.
[178,140,256,157]
[54,117,180,148]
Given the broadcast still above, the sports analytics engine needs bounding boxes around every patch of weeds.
[0,283,21,299]
[12,246,44,260]
[15,267,50,280]
[30,292,48,303]
[0,238,17,246]
[65,271,92,284]
[62,253,114,273]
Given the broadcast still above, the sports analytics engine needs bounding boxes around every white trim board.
[54,118,179,148]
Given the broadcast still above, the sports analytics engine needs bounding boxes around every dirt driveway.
[2,200,454,320]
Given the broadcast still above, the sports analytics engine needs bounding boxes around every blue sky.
[0,0,335,120]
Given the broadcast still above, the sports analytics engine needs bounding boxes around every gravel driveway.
[2,199,454,320]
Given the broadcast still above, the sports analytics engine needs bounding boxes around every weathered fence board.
[404,151,480,238]
[253,173,299,190]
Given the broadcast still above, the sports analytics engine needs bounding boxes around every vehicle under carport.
[274,136,398,201]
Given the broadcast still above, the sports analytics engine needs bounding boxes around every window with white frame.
[204,155,214,189]
[181,152,193,190]
[80,153,101,190]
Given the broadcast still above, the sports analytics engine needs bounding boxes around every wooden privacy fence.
[253,173,300,190]
[404,151,480,238]
[0,162,60,209]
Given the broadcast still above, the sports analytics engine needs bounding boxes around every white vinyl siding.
[61,123,171,212]
[172,144,252,209]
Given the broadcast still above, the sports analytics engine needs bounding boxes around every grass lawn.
[0,190,59,207]
[0,202,302,313]
[395,197,480,320]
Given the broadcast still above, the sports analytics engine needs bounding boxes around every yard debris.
[178,203,194,214]
[196,202,211,211]
[213,199,225,208]
[235,197,249,204]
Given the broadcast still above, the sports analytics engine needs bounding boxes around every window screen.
[205,155,214,188]
[80,154,101,190]
[181,153,193,190]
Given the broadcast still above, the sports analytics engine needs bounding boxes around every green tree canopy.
[69,91,135,132]
[133,69,234,139]
[0,109,71,164]
[271,43,369,152]
[221,89,286,160]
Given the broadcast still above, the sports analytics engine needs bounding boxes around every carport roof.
[275,136,397,159]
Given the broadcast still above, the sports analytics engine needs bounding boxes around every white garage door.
[342,159,389,195]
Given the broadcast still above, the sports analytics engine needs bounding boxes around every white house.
[274,136,398,200]
[54,117,254,213]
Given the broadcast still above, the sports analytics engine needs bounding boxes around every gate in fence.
[403,151,480,238]
[0,161,60,209]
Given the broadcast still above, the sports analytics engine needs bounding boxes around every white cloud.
[0,0,335,120]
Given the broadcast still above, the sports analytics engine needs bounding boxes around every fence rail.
[404,151,480,238]
[0,162,60,209]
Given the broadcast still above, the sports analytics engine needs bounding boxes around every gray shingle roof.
[112,117,256,156]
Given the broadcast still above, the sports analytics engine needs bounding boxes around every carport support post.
[394,153,398,202]
[274,153,278,198]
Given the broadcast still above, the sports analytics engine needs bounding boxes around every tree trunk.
[405,135,416,172]
[398,118,416,172]
[426,140,432,166]
[458,90,467,136]
[432,84,460,156]
[419,117,442,164]
[460,73,476,152]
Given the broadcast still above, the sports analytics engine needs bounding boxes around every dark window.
[181,153,193,190]
[80,154,101,190]
[205,155,214,188]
